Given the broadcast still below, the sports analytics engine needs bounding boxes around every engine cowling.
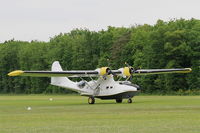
[96,67,111,76]
[123,67,131,76]
[119,67,135,77]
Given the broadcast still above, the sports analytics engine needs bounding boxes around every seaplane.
[8,61,192,104]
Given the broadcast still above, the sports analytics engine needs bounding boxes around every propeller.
[123,62,142,91]
[106,59,117,76]
[124,62,140,81]
[102,67,116,80]
[106,67,116,76]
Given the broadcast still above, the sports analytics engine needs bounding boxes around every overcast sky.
[0,0,199,43]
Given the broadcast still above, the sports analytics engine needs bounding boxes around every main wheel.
[116,99,123,103]
[88,97,95,104]
[127,98,132,103]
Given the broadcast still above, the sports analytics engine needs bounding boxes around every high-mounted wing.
[8,61,112,77]
[117,67,192,77]
[8,68,191,77]
[8,70,99,77]
[8,61,191,77]
[134,68,192,75]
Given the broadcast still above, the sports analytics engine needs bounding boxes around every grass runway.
[0,95,200,133]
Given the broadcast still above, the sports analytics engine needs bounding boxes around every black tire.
[127,98,132,103]
[88,97,95,104]
[116,99,123,103]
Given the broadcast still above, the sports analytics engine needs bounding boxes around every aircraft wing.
[132,68,192,75]
[8,68,191,77]
[8,70,99,77]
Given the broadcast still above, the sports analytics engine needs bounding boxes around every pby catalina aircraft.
[8,61,192,104]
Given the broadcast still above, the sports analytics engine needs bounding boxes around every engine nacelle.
[118,67,134,77]
[95,67,111,76]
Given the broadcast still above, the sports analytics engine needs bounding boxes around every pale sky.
[0,0,199,43]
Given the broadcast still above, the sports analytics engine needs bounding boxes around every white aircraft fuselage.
[51,75,140,100]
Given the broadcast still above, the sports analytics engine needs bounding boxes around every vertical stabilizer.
[51,61,63,71]
[51,61,79,91]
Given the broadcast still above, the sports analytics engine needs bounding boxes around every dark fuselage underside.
[95,91,138,100]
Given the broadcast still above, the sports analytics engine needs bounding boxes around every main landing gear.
[115,98,133,103]
[88,97,95,104]
[127,98,132,103]
[88,97,133,104]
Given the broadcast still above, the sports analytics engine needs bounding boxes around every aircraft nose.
[137,86,141,91]
[133,84,141,91]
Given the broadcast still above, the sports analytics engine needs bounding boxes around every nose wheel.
[88,97,95,104]
[127,98,132,103]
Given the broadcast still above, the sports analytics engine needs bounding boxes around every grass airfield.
[0,95,200,133]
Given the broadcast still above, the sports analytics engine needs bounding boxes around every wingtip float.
[8,70,24,76]
[187,68,192,72]
[182,68,192,73]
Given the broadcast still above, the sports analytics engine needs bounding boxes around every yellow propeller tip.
[8,70,24,76]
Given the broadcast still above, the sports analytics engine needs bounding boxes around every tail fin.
[51,61,63,71]
[51,61,79,91]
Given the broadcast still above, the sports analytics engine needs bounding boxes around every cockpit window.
[119,81,132,85]
[77,80,86,88]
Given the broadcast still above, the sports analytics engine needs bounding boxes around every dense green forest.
[0,19,200,94]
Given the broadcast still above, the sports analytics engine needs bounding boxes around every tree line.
[0,19,200,94]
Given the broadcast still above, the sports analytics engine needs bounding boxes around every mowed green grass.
[0,95,200,133]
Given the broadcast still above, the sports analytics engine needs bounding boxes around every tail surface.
[51,61,79,91]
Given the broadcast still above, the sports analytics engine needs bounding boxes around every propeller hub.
[129,67,135,74]
[106,68,112,75]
